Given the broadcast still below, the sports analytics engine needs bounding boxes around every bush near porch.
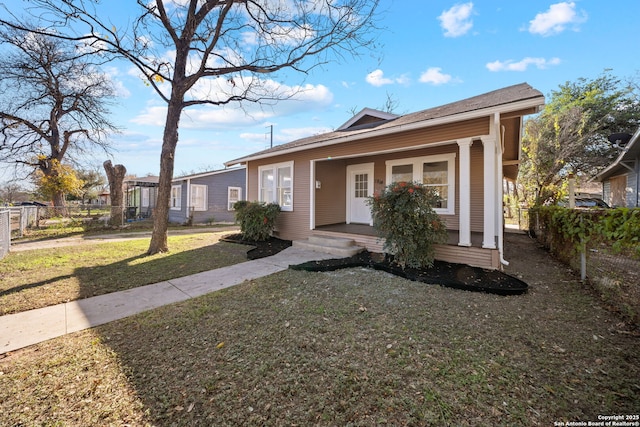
[367,181,448,269]
[233,201,281,242]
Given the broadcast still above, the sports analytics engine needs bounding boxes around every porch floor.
[314,223,485,247]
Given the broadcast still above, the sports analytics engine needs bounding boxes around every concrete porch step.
[293,235,365,257]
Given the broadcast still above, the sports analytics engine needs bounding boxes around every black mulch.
[221,233,528,296]
[220,233,292,260]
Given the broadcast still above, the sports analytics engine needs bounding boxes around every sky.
[3,0,640,179]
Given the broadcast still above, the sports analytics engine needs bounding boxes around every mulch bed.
[220,233,292,260]
[222,233,528,295]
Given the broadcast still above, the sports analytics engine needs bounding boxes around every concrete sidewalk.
[0,247,336,355]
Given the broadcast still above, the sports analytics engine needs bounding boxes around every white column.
[482,136,497,249]
[457,138,472,246]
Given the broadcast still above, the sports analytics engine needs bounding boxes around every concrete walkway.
[0,247,336,355]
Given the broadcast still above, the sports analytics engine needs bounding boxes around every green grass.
[0,232,250,315]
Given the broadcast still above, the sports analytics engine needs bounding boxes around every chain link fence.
[529,208,640,327]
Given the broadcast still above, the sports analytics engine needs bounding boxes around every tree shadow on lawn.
[0,240,251,315]
[91,232,640,426]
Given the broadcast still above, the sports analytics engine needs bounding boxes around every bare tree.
[0,27,118,208]
[103,160,126,226]
[1,0,381,254]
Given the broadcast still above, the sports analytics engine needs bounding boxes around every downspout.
[496,115,509,266]
[186,178,191,223]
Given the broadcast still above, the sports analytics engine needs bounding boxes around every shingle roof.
[225,83,544,166]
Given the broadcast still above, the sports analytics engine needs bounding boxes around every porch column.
[457,138,472,246]
[481,136,497,249]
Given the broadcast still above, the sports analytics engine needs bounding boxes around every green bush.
[367,181,448,268]
[532,206,640,258]
[233,201,281,241]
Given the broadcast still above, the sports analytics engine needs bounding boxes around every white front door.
[347,163,374,225]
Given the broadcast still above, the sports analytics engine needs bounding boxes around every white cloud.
[366,69,393,87]
[438,3,474,37]
[418,67,453,85]
[365,69,409,87]
[486,57,561,72]
[131,81,334,130]
[528,2,587,36]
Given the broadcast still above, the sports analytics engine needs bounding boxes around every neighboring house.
[225,83,545,270]
[125,176,160,219]
[596,128,640,208]
[168,167,246,224]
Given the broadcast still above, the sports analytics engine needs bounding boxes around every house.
[596,128,640,208]
[225,83,545,270]
[168,167,246,224]
[125,176,160,219]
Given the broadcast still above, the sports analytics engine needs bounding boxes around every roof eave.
[224,96,544,167]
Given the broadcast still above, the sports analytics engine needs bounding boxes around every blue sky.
[5,1,640,179]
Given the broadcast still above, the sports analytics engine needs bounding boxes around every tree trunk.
[52,190,67,216]
[147,100,181,255]
[103,160,127,226]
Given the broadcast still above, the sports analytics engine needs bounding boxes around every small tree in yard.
[234,201,280,242]
[367,182,448,269]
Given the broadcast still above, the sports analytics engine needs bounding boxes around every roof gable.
[337,108,399,130]
[597,127,640,181]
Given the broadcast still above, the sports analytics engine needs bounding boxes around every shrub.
[367,181,448,268]
[233,201,281,241]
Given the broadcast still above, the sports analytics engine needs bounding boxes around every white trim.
[258,161,294,211]
[482,136,497,249]
[190,184,208,211]
[346,163,375,225]
[457,138,473,246]
[385,153,456,215]
[170,185,182,210]
[310,160,316,231]
[227,186,242,210]
[225,97,544,167]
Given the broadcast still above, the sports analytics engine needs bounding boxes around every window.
[386,153,456,214]
[170,185,182,210]
[141,188,150,207]
[228,186,242,210]
[190,184,208,211]
[258,161,293,211]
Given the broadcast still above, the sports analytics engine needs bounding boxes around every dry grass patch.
[0,232,249,315]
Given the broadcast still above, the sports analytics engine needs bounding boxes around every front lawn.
[1,234,638,425]
[0,232,250,315]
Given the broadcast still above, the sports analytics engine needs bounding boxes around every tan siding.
[470,140,484,232]
[247,117,492,242]
[316,159,347,225]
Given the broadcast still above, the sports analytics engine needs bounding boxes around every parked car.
[558,197,610,208]
[19,201,48,207]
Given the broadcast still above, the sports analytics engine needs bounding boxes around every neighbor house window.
[190,184,208,211]
[386,153,456,214]
[141,188,150,208]
[258,161,293,211]
[228,186,242,210]
[170,185,182,210]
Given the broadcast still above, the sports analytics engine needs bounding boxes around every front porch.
[304,223,500,270]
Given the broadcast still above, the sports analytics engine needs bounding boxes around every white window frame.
[190,184,208,212]
[170,185,182,210]
[141,187,150,208]
[227,186,242,210]
[385,153,456,215]
[258,161,294,211]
